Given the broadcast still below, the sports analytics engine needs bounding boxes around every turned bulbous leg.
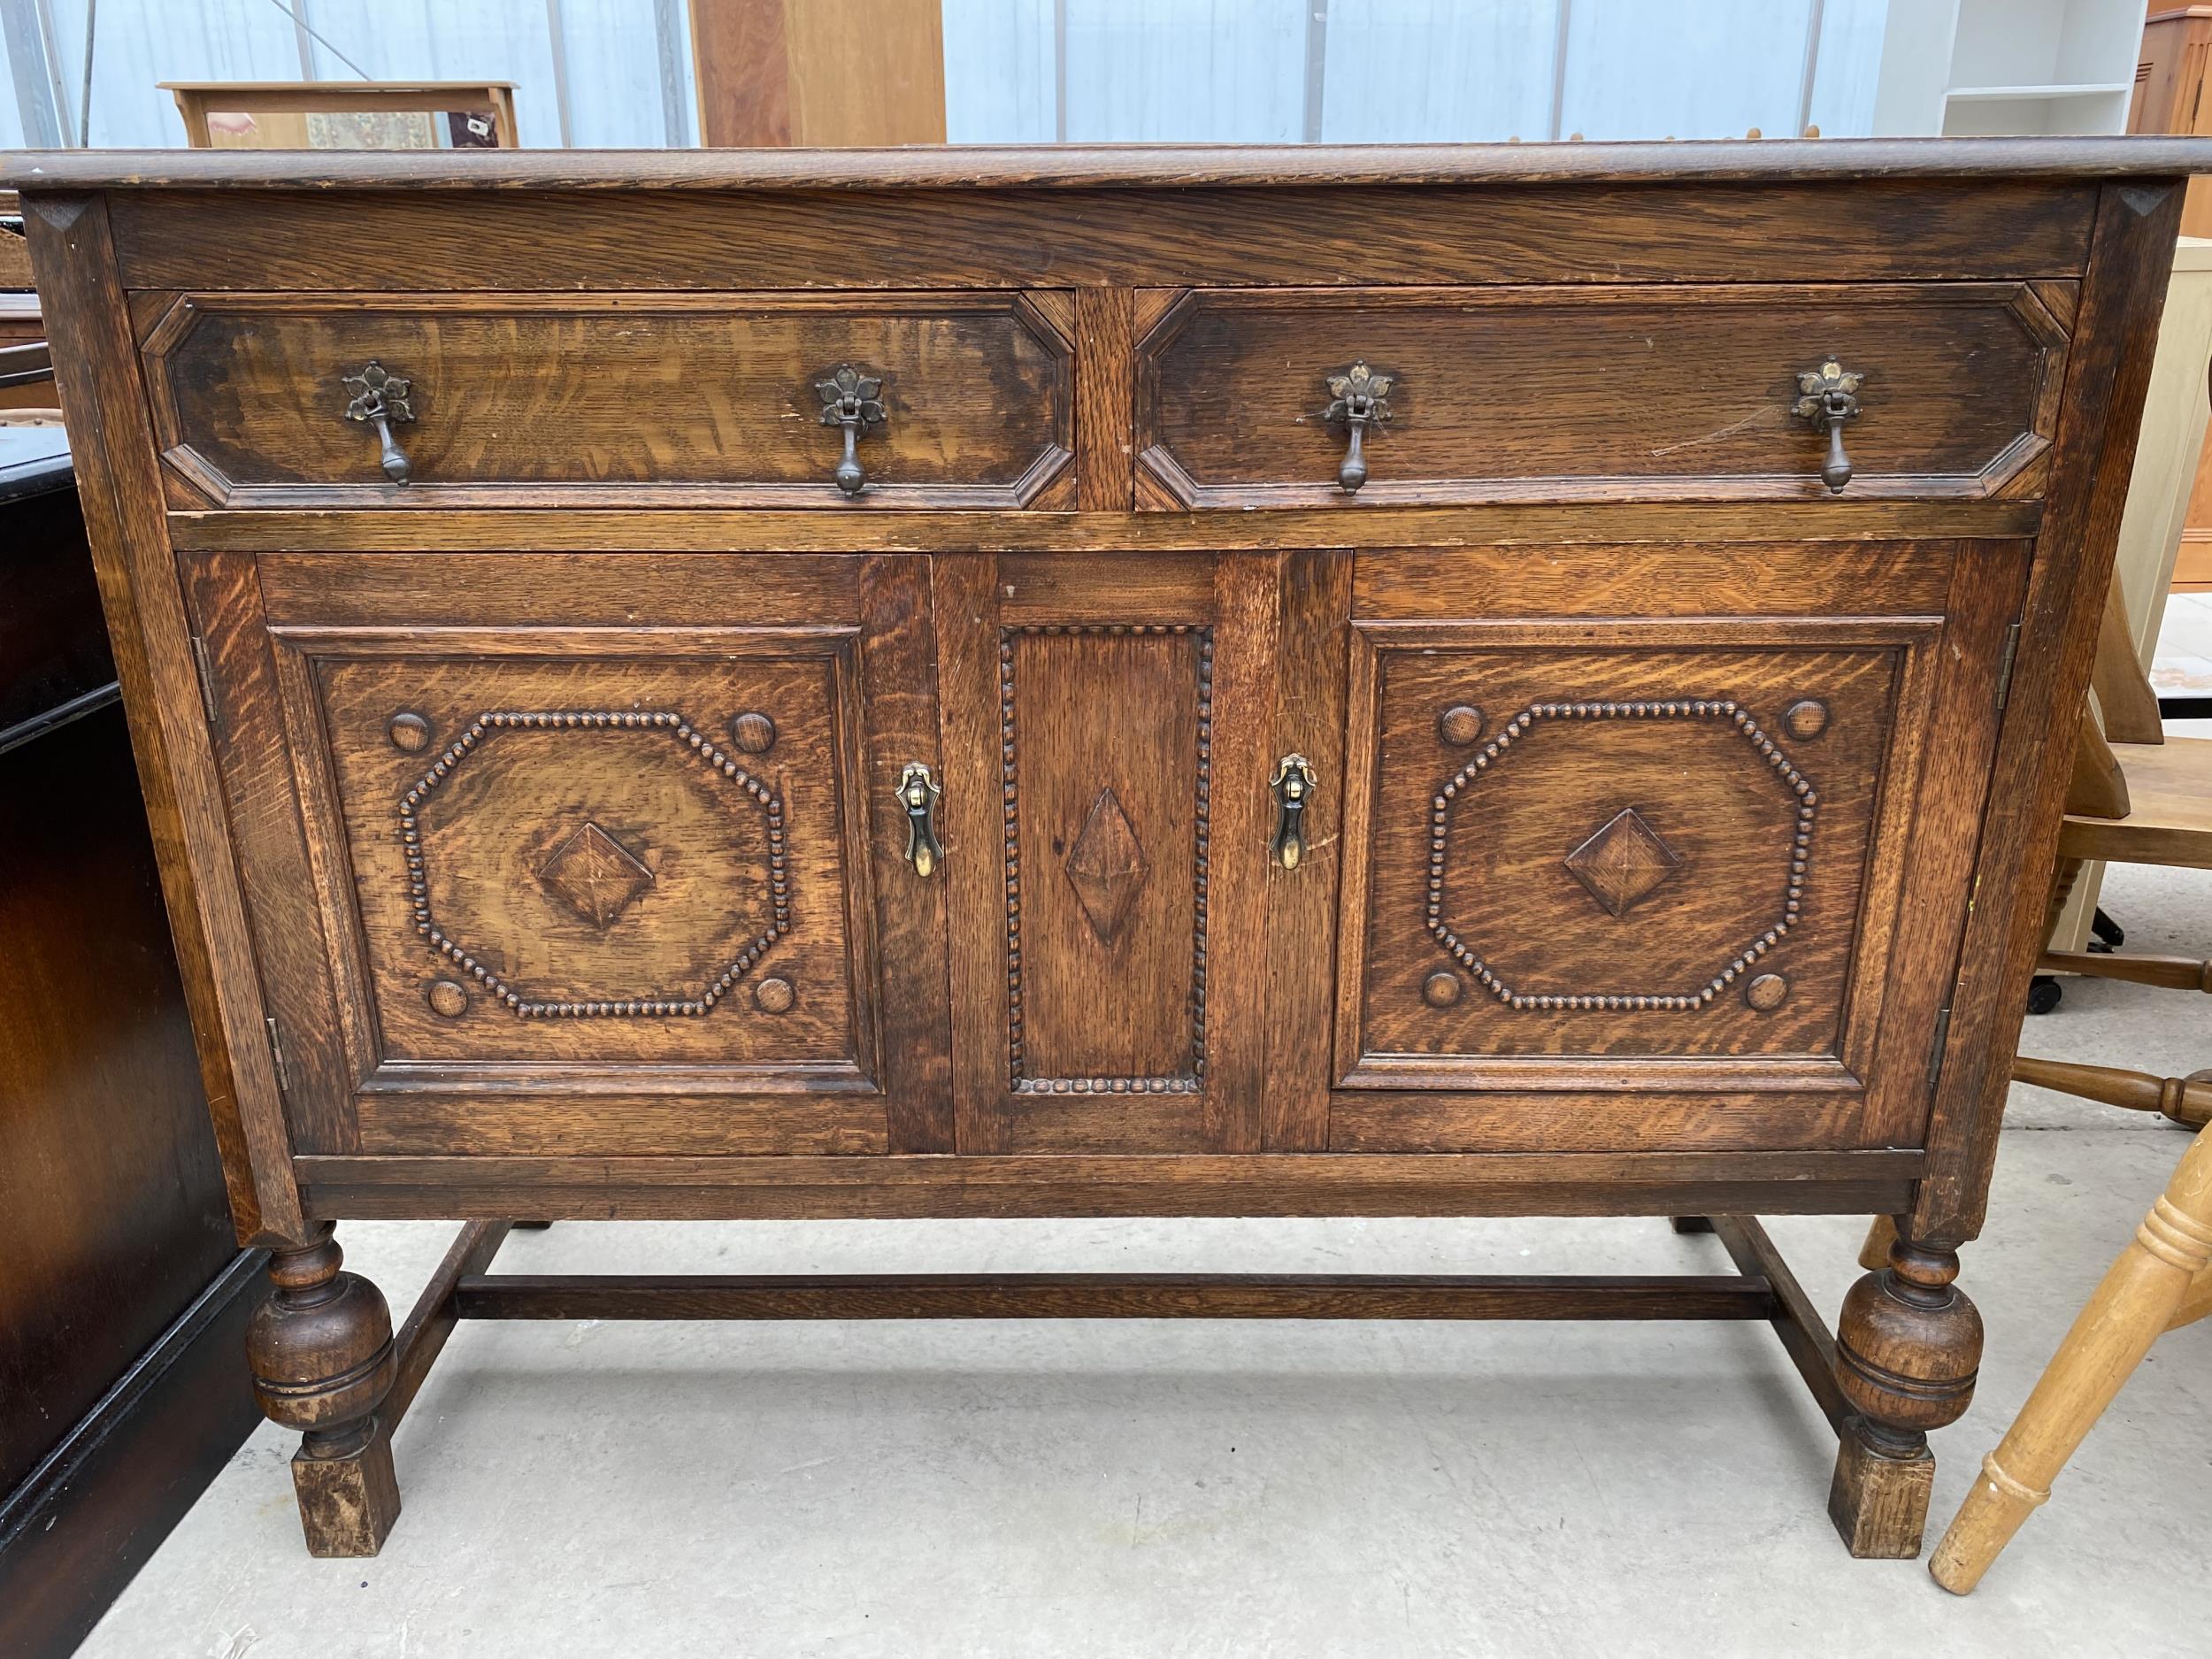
[246,1224,401,1557]
[1828,1235,1983,1558]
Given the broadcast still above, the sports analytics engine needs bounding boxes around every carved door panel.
[179,549,949,1157]
[1333,541,2024,1154]
[933,551,1340,1153]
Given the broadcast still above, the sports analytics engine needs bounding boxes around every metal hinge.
[1925,1003,1954,1089]
[189,634,224,737]
[265,1016,291,1094]
[1993,622,2023,713]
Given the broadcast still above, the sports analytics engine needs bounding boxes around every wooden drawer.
[141,291,1075,508]
[1135,283,2070,509]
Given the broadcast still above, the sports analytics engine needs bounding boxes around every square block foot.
[291,1433,401,1558]
[1828,1422,1934,1559]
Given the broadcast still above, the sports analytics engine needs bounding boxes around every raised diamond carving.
[1064,787,1148,944]
[538,820,655,928]
[1563,807,1681,918]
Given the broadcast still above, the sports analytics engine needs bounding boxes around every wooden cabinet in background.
[2133,9,2212,590]
[0,434,266,1659]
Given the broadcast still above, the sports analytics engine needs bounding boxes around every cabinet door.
[1333,541,2024,1153]
[933,551,1339,1153]
[180,549,949,1157]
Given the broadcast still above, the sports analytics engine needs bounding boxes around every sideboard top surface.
[12,136,2212,195]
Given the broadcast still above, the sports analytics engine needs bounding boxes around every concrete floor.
[82,857,2212,1658]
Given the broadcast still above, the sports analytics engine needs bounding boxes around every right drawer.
[1134,283,2070,509]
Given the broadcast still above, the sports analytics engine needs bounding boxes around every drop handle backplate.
[1323,360,1393,494]
[342,360,415,484]
[895,761,943,878]
[1270,753,1318,871]
[1793,358,1863,494]
[818,364,888,495]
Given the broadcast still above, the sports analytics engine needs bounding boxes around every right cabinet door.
[1332,540,2025,1154]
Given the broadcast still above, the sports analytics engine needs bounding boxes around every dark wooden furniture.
[0,424,268,1658]
[12,138,2208,1566]
[162,81,519,151]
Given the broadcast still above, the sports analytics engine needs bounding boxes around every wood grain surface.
[144,291,1073,509]
[1138,284,2068,507]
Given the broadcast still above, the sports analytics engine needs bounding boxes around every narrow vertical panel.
[1916,180,2189,1247]
[21,194,299,1242]
[690,0,793,145]
[1861,541,2028,1149]
[785,0,947,144]
[1262,547,1351,1149]
[932,553,1012,1153]
[1203,551,1280,1153]
[177,549,357,1155]
[860,555,955,1152]
[1074,287,1136,511]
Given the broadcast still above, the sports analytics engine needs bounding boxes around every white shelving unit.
[1871,0,2147,137]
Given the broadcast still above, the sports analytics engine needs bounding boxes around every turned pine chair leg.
[1828,1233,1983,1557]
[1856,1215,1897,1271]
[245,1223,402,1557]
[1928,1124,2212,1594]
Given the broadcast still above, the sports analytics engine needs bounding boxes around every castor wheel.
[2088,907,2124,952]
[2026,974,2063,1016]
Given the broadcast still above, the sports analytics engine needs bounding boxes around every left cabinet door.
[179,549,952,1158]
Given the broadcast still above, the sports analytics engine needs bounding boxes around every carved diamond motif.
[1563,807,1681,918]
[1064,787,1148,944]
[538,820,655,928]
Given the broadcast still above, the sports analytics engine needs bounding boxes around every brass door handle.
[895,762,943,877]
[817,364,887,495]
[1270,753,1317,870]
[342,360,415,484]
[1323,360,1393,494]
[1793,358,1863,494]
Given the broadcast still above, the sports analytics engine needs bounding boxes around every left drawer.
[140,291,1076,508]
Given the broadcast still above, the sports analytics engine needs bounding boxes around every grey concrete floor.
[83,855,2212,1658]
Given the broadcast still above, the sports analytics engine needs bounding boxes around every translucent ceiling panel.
[1803,0,1888,140]
[44,0,303,148]
[1560,0,1816,142]
[1062,0,1308,143]
[1321,0,1560,143]
[944,0,1057,142]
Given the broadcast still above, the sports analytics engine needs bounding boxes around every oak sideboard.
[12,138,2208,1563]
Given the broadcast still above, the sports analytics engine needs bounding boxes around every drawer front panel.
[144,291,1074,508]
[1136,283,2069,508]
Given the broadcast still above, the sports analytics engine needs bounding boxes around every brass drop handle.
[1270,753,1318,871]
[1323,360,1393,494]
[895,761,943,878]
[342,360,415,484]
[817,364,887,496]
[1793,358,1863,494]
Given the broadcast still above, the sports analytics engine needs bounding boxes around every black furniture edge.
[0,1248,269,1659]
